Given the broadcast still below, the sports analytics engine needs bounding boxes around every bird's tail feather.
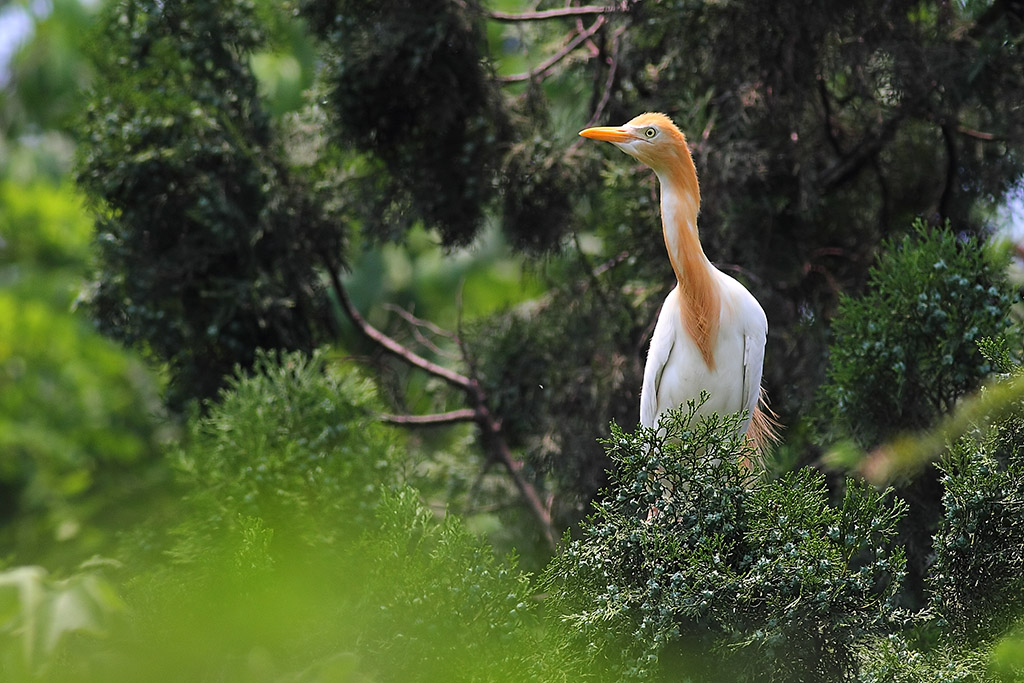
[747,387,782,457]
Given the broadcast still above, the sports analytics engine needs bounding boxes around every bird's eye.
[644,127,657,139]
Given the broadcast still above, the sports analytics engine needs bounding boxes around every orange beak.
[578,126,635,143]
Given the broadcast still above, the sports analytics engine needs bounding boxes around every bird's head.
[579,112,692,176]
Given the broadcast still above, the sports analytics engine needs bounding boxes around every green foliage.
[544,399,908,681]
[977,335,1023,377]
[2,491,556,682]
[341,488,546,683]
[470,269,648,524]
[166,350,396,562]
[500,126,579,252]
[855,633,990,683]
[989,625,1024,682]
[4,348,1024,682]
[303,0,508,246]
[99,489,551,683]
[0,290,164,568]
[77,0,342,405]
[1,351,561,683]
[0,562,125,679]
[0,89,166,571]
[0,0,98,139]
[248,1,319,118]
[822,222,1016,447]
[12,1,1024,680]
[581,162,673,284]
[144,354,553,681]
[850,404,1024,683]
[930,422,1024,643]
[0,180,92,268]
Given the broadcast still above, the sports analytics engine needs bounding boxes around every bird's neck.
[657,159,720,370]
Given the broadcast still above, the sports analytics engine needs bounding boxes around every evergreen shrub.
[822,221,1016,447]
[544,398,908,681]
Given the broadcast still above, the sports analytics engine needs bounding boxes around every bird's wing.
[640,290,680,429]
[740,305,767,420]
[641,336,674,429]
[713,271,767,424]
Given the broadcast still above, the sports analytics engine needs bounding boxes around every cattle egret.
[580,112,778,452]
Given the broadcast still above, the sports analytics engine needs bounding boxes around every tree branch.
[482,423,559,548]
[820,112,906,191]
[327,266,473,392]
[324,259,559,550]
[487,3,628,22]
[585,25,625,127]
[383,302,459,342]
[380,408,478,426]
[939,122,957,220]
[956,125,997,141]
[565,26,623,158]
[498,17,606,83]
[383,303,459,359]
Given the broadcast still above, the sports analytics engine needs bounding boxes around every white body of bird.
[640,271,766,433]
[580,112,775,449]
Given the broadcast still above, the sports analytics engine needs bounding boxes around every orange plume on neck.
[640,117,718,371]
[579,112,721,370]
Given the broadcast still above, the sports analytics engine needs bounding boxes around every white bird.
[580,112,778,452]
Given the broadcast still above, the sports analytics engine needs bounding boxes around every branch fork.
[325,265,558,550]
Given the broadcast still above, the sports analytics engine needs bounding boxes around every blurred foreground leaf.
[826,373,1024,485]
[0,564,125,677]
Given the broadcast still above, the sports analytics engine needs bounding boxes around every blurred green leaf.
[0,180,92,268]
[0,0,98,139]
[990,627,1024,682]
[0,564,125,675]
[0,291,164,566]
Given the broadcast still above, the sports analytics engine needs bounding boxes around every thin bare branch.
[415,326,453,359]
[383,303,459,341]
[498,17,605,83]
[593,250,630,277]
[564,26,624,158]
[487,3,626,22]
[383,303,460,359]
[380,408,478,426]
[586,25,625,127]
[326,266,473,392]
[956,125,997,141]
[485,427,559,549]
